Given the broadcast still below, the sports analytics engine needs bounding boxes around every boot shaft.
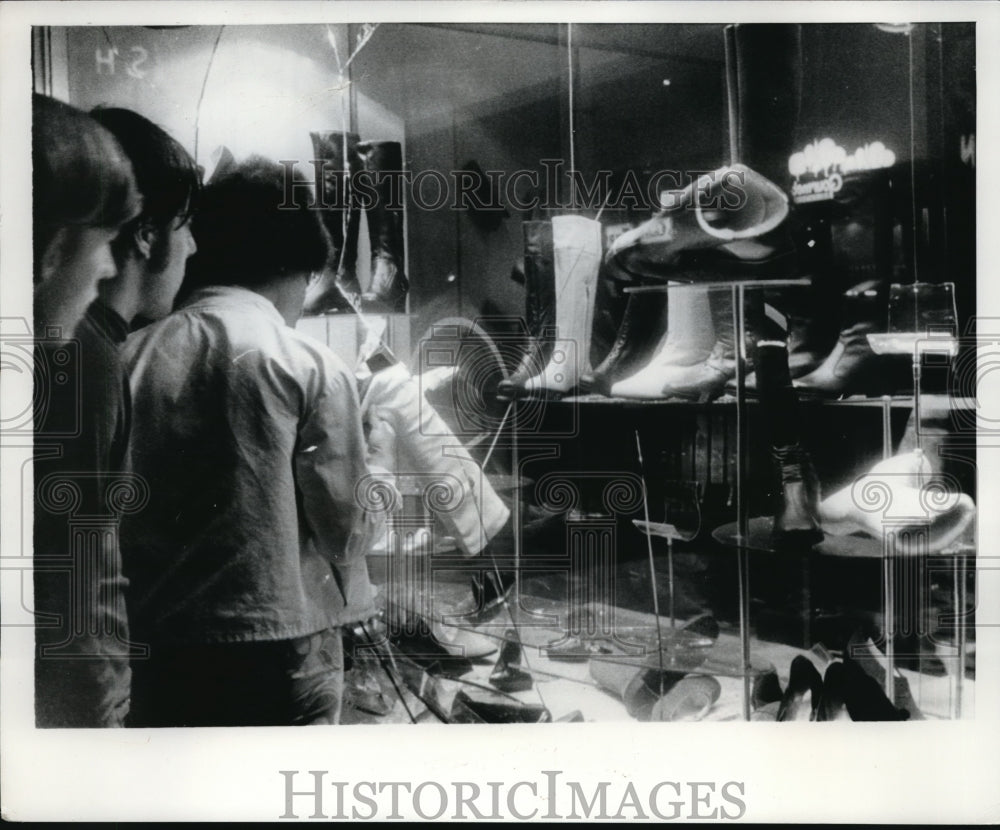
[310,131,361,212]
[707,286,768,363]
[551,215,602,353]
[521,220,556,338]
[356,140,408,310]
[727,24,803,184]
[754,339,794,393]
[310,131,362,269]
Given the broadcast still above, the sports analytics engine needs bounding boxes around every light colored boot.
[362,363,510,557]
[609,285,715,398]
[524,215,603,395]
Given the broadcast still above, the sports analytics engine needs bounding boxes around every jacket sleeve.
[294,357,394,566]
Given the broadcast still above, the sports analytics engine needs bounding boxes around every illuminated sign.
[788,138,896,203]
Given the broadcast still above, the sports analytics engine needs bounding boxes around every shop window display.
[33,20,977,726]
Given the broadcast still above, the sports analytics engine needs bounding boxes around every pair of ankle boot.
[304,131,409,314]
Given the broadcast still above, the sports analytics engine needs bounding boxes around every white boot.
[524,215,602,395]
[609,285,715,398]
[819,450,976,554]
[362,363,510,557]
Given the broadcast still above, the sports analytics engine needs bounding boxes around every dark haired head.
[181,156,329,294]
[89,107,202,232]
[32,94,141,283]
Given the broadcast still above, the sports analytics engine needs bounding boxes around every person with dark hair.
[32,94,141,336]
[120,157,386,726]
[32,95,144,728]
[89,107,201,327]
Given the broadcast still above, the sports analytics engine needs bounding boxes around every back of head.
[89,107,201,232]
[32,94,141,282]
[180,156,329,297]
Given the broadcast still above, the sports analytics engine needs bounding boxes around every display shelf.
[538,393,975,409]
[712,516,976,558]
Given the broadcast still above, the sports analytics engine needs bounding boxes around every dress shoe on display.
[776,654,824,721]
[840,658,909,722]
[489,630,534,693]
[649,675,722,722]
[845,633,924,720]
[608,286,715,399]
[355,139,409,311]
[498,220,556,398]
[304,130,363,313]
[429,620,498,660]
[752,666,784,710]
[819,450,976,554]
[814,661,851,721]
[389,619,474,678]
[605,164,789,281]
[580,287,669,396]
[450,690,551,724]
[468,568,516,622]
[521,215,603,396]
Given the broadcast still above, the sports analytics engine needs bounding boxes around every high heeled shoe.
[776,655,824,721]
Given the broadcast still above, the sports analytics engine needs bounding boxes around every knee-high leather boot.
[755,340,823,549]
[608,286,715,399]
[729,23,803,187]
[497,220,555,398]
[580,286,669,396]
[304,130,362,314]
[651,287,766,402]
[606,164,789,281]
[522,215,602,396]
[356,140,409,312]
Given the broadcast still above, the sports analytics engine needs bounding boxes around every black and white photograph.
[2,0,999,822]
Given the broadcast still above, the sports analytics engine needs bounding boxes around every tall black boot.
[356,140,409,312]
[498,220,555,398]
[580,286,669,396]
[755,340,823,549]
[729,23,803,186]
[304,131,362,314]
